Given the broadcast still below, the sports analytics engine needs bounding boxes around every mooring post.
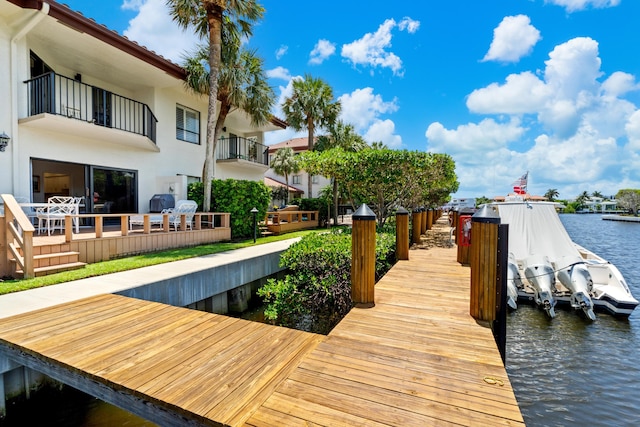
[412,208,422,245]
[426,208,434,231]
[352,203,376,308]
[395,207,409,261]
[469,205,508,362]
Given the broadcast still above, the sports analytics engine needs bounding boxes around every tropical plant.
[182,42,275,160]
[271,147,300,204]
[544,188,559,201]
[575,191,591,209]
[282,74,341,197]
[168,0,265,212]
[314,120,367,225]
[591,190,603,198]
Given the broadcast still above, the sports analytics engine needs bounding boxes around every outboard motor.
[557,255,596,320]
[507,253,523,310]
[523,254,557,318]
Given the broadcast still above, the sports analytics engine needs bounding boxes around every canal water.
[506,213,640,427]
[2,214,639,426]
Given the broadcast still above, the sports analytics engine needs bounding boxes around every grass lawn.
[0,230,321,295]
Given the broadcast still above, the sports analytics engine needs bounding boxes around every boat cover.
[494,202,580,263]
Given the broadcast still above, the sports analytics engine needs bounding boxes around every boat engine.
[523,254,557,318]
[556,256,596,320]
[507,253,523,310]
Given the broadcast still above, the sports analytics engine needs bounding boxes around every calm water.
[4,214,639,426]
[507,214,640,426]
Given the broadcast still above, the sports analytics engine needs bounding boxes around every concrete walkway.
[0,238,299,320]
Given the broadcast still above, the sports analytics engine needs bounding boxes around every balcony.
[22,72,158,149]
[217,136,269,168]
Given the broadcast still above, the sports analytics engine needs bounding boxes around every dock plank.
[0,218,524,426]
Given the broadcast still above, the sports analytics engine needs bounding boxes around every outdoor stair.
[259,224,274,237]
[11,248,87,278]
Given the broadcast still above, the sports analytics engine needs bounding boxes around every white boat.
[491,200,638,319]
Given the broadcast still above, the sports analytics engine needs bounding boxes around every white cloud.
[341,18,418,76]
[338,87,399,132]
[467,72,551,114]
[266,66,291,81]
[398,17,420,34]
[545,0,621,13]
[275,45,288,60]
[482,15,541,63]
[426,118,525,156]
[122,0,200,64]
[121,0,144,10]
[309,39,336,65]
[601,72,639,97]
[364,120,402,148]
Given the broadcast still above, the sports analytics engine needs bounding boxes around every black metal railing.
[217,136,268,166]
[24,72,158,143]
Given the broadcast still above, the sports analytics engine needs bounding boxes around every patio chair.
[36,199,77,235]
[166,200,198,231]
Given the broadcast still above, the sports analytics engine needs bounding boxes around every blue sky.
[60,0,640,200]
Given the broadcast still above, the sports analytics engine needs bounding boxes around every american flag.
[512,172,528,194]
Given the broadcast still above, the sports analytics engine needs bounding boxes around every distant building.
[265,137,331,199]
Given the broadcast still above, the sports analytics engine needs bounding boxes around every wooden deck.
[0,247,524,426]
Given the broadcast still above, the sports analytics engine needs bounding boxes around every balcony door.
[92,87,112,127]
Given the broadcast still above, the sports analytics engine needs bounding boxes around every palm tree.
[592,190,603,198]
[182,42,275,171]
[282,74,341,197]
[168,0,264,212]
[271,147,300,205]
[544,188,559,201]
[576,190,590,210]
[315,120,367,225]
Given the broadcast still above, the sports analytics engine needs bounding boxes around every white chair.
[166,200,198,231]
[36,199,77,235]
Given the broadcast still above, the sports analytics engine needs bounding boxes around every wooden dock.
[0,247,524,426]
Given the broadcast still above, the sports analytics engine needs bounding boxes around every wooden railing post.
[412,209,422,245]
[1,194,35,278]
[351,203,376,308]
[395,207,409,261]
[469,205,508,362]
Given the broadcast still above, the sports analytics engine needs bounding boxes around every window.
[292,175,301,185]
[311,175,320,184]
[176,104,200,144]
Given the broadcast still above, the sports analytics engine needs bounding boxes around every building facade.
[265,137,331,200]
[0,0,284,213]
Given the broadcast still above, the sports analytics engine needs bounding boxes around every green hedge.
[257,230,396,334]
[188,179,271,238]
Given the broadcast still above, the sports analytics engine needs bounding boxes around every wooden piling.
[352,204,376,308]
[469,206,508,362]
[395,207,409,261]
[421,209,427,234]
[412,209,422,245]
[427,209,434,230]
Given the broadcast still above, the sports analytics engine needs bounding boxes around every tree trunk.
[203,6,223,212]
[307,123,314,198]
[332,177,339,226]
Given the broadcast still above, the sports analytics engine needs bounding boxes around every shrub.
[258,229,396,334]
[188,179,271,238]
